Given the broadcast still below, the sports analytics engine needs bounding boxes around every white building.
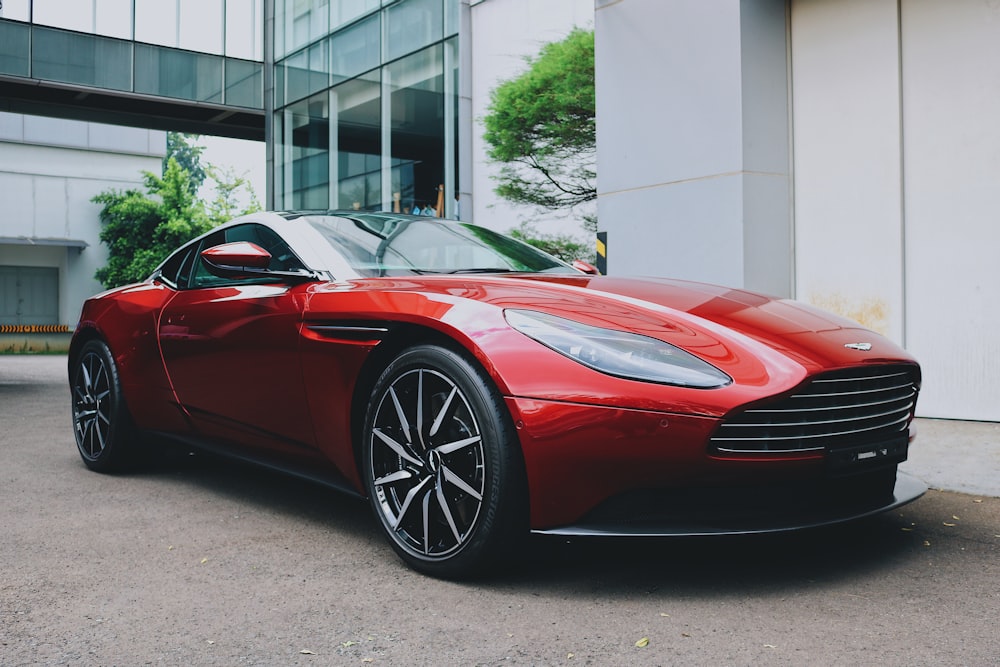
[0,112,164,346]
[596,0,1000,422]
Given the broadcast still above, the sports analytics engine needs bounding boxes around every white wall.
[0,113,165,325]
[469,0,594,236]
[790,0,904,342]
[899,0,1000,420]
[595,0,791,294]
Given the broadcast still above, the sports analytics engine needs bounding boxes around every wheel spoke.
[389,387,412,444]
[441,465,483,501]
[421,487,432,555]
[374,469,414,486]
[415,370,426,449]
[392,477,433,531]
[434,435,481,455]
[373,428,423,467]
[428,386,458,438]
[435,476,463,545]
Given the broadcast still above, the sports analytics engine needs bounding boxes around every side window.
[189,230,229,289]
[224,224,306,272]
[187,224,306,290]
[157,246,193,288]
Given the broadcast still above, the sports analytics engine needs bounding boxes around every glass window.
[282,92,330,209]
[444,0,459,38]
[331,0,378,32]
[0,21,30,76]
[135,44,224,103]
[32,27,132,91]
[225,59,263,108]
[331,12,379,84]
[388,45,444,217]
[279,0,329,57]
[385,0,442,62]
[283,39,328,104]
[332,73,381,210]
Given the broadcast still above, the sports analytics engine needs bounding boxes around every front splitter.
[532,471,928,538]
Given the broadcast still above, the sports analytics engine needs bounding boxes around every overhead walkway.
[0,18,264,140]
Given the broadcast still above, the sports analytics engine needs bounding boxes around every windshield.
[305,213,578,277]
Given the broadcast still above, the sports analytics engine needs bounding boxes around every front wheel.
[362,345,526,579]
[71,339,137,472]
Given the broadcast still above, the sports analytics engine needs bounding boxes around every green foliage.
[93,155,261,289]
[509,222,595,265]
[165,132,207,192]
[483,28,596,210]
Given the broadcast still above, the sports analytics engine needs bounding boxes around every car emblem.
[845,342,873,351]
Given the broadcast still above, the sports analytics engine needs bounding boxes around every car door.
[157,223,319,460]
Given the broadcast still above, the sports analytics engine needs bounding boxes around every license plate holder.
[826,434,909,476]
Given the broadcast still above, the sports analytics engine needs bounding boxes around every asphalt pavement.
[2,355,999,666]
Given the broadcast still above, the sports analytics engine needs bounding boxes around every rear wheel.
[362,344,525,579]
[71,339,136,472]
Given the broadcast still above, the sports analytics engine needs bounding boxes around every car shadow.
[502,509,925,595]
[122,443,928,592]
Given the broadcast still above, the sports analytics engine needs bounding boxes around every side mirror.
[571,259,600,275]
[200,242,272,278]
[200,241,320,283]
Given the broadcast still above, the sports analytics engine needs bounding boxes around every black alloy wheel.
[71,339,136,472]
[363,344,525,578]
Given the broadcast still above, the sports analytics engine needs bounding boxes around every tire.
[71,339,137,473]
[362,344,526,579]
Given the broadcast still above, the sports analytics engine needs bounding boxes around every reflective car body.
[70,211,924,575]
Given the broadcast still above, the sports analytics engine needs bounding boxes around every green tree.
[92,155,261,289]
[509,222,596,264]
[93,158,214,288]
[164,132,207,192]
[482,28,595,210]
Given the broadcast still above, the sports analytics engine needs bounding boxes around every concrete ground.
[2,355,999,665]
[902,418,1000,498]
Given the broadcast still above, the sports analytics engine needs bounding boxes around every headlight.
[504,309,732,389]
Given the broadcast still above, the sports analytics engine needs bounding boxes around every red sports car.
[70,211,924,577]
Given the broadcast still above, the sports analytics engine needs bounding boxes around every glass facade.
[274,0,461,218]
[0,0,264,107]
[1,0,465,218]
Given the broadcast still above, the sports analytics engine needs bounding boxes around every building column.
[595,0,791,297]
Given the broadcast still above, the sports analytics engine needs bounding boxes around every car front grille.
[710,365,920,455]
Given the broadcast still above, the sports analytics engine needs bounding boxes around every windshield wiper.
[445,267,519,274]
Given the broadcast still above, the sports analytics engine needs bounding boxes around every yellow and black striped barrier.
[596,231,607,275]
[0,325,71,334]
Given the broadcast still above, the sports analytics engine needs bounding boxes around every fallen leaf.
[943,522,956,527]
[952,515,961,521]
[901,527,913,532]
[341,641,357,648]
[168,545,174,551]
[635,637,649,648]
[660,613,670,617]
[681,633,691,638]
[764,644,777,649]
[362,660,374,664]
[300,649,315,655]
[973,499,983,504]
[200,558,209,564]
[206,640,215,645]
[567,653,575,659]
[923,540,931,547]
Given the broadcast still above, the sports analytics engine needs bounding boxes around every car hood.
[323,273,914,372]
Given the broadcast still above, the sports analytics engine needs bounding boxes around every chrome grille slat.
[746,390,916,414]
[710,365,919,454]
